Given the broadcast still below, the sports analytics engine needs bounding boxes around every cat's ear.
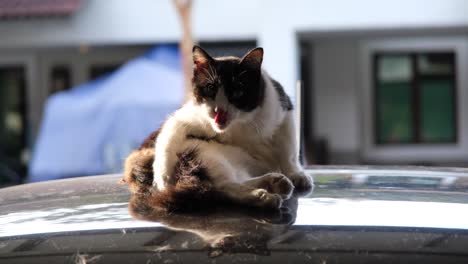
[240,47,263,69]
[193,45,213,67]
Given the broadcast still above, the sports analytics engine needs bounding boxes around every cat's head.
[191,46,265,132]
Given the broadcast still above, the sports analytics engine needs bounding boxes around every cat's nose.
[214,106,227,114]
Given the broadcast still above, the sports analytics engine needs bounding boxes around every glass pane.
[50,65,71,94]
[0,67,27,184]
[420,79,455,142]
[378,55,412,83]
[377,82,413,143]
[376,55,413,143]
[89,64,120,80]
[418,53,455,76]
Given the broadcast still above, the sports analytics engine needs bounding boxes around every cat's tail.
[121,130,158,194]
[122,131,215,212]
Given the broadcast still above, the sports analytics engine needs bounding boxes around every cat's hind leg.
[194,141,285,209]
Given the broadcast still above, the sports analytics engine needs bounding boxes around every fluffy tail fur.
[122,130,215,212]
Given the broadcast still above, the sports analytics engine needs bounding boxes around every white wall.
[2,0,468,98]
[311,41,360,163]
[0,0,260,46]
[310,35,468,165]
[259,0,468,98]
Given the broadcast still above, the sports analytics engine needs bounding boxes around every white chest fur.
[218,120,283,176]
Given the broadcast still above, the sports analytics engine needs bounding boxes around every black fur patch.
[192,47,265,112]
[271,79,293,111]
[139,129,159,150]
[187,134,214,142]
[172,148,210,185]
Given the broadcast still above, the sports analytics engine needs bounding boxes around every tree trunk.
[173,0,194,102]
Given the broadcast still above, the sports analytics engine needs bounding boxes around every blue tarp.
[29,45,183,182]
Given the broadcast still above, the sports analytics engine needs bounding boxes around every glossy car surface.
[1,166,468,263]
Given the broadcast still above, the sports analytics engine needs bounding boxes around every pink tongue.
[214,109,228,126]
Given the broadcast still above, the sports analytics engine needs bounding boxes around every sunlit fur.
[124,46,313,210]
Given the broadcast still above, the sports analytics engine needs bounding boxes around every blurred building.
[0,0,468,184]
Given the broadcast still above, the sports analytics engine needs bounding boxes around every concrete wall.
[312,40,360,163]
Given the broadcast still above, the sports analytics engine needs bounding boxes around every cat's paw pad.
[263,173,294,199]
[289,171,314,196]
[252,189,283,209]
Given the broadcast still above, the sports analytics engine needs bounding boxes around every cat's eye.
[204,83,216,98]
[233,90,244,98]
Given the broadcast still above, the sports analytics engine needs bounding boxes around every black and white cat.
[123,46,313,210]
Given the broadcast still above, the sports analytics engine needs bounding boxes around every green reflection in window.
[374,52,456,144]
[421,79,455,142]
[378,82,412,143]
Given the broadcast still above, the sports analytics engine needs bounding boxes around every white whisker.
[202,68,215,83]
[248,120,262,136]
[208,63,217,83]
[238,70,248,77]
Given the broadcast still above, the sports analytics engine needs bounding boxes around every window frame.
[360,37,468,164]
[373,51,458,145]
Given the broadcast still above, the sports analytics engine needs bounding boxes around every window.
[0,66,27,184]
[374,52,456,144]
[89,64,120,81]
[50,65,72,94]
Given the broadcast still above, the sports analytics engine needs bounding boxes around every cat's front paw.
[153,156,177,191]
[152,174,168,192]
[288,171,314,196]
[152,167,169,191]
[263,172,294,199]
[252,189,283,209]
[152,161,171,191]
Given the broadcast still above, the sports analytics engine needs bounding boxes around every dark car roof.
[1,167,468,263]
